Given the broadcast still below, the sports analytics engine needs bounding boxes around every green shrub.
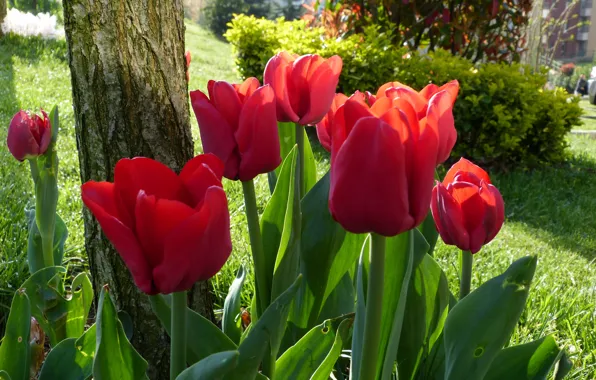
[224,15,323,80]
[225,15,583,169]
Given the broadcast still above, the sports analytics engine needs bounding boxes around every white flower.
[1,8,65,39]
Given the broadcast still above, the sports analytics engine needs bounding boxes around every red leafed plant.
[301,0,364,38]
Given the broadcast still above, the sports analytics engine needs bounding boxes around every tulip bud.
[185,50,191,82]
[6,110,51,161]
[264,52,343,125]
[431,158,504,254]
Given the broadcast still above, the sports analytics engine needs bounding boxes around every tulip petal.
[479,182,505,243]
[154,187,232,293]
[299,56,343,125]
[38,109,51,155]
[443,158,491,185]
[330,116,412,236]
[420,83,440,100]
[427,90,457,165]
[190,89,240,180]
[332,96,372,165]
[385,87,427,117]
[409,115,438,225]
[316,93,348,152]
[236,85,282,181]
[289,55,320,120]
[234,77,261,102]
[114,157,184,223]
[181,153,225,181]
[7,111,40,161]
[135,192,196,273]
[180,154,224,208]
[450,182,485,238]
[438,80,460,106]
[431,183,469,249]
[211,81,243,132]
[376,81,416,98]
[264,52,299,122]
[81,181,154,294]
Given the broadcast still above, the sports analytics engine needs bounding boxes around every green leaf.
[0,289,31,380]
[177,351,239,380]
[93,286,148,379]
[149,294,237,365]
[35,145,59,244]
[379,230,429,379]
[485,336,567,380]
[444,256,538,380]
[311,318,352,380]
[49,105,59,143]
[350,236,370,380]
[39,324,96,380]
[276,315,353,379]
[224,275,302,380]
[261,146,299,302]
[118,311,134,341]
[554,352,572,380]
[223,266,247,344]
[0,370,11,380]
[397,254,451,380]
[418,211,439,256]
[26,209,68,273]
[290,172,364,331]
[275,122,317,196]
[267,170,277,194]
[21,267,93,346]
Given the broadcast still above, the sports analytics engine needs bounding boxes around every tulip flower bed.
[1,26,596,379]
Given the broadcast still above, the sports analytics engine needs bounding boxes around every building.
[542,0,596,61]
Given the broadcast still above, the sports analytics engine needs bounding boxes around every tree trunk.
[62,1,213,378]
[0,0,7,37]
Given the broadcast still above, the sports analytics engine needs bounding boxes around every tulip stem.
[295,124,305,199]
[29,158,40,185]
[459,250,473,299]
[242,180,270,315]
[359,233,386,380]
[170,291,187,379]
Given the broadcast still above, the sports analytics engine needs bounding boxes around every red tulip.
[81,154,232,295]
[316,93,349,152]
[7,110,51,161]
[329,93,439,236]
[185,50,192,82]
[431,158,504,254]
[264,52,343,125]
[190,78,281,181]
[376,80,459,165]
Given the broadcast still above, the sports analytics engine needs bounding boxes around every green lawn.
[1,22,596,378]
[578,98,596,130]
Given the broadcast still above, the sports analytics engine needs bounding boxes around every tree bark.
[0,0,7,37]
[62,1,213,378]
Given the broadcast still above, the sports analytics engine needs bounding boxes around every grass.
[578,98,596,130]
[1,21,596,378]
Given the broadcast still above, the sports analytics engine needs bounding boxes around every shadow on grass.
[494,154,596,261]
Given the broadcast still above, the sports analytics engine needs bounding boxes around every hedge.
[225,14,583,169]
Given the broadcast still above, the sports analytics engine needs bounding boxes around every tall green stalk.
[241,180,270,314]
[359,233,386,380]
[459,250,473,299]
[295,124,305,199]
[170,291,187,379]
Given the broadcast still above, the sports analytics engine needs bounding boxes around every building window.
[579,41,587,56]
[580,17,590,33]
